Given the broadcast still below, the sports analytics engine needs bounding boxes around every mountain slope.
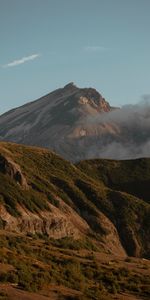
[0,142,150,299]
[1,83,150,162]
[0,141,125,258]
[78,158,150,204]
[0,83,117,161]
[0,142,150,259]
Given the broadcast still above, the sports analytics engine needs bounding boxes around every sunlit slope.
[0,142,149,258]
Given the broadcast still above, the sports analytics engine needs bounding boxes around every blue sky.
[0,0,150,114]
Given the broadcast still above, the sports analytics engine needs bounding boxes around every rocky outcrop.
[0,199,90,240]
[0,202,127,257]
[0,154,28,189]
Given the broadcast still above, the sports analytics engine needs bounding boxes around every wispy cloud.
[3,53,40,68]
[84,46,107,52]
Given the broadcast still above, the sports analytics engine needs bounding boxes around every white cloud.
[3,53,40,68]
[84,46,107,52]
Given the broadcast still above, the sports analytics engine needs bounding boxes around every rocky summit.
[0,83,150,162]
[0,83,117,161]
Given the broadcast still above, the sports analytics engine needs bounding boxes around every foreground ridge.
[0,142,149,299]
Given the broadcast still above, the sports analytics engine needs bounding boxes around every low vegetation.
[0,142,150,299]
[0,233,150,299]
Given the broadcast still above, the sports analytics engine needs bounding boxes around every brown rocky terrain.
[0,142,149,299]
[0,142,150,259]
[0,142,126,258]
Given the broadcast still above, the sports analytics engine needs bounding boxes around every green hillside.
[0,142,150,299]
[78,158,150,203]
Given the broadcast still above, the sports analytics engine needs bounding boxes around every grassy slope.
[77,158,150,204]
[0,142,150,256]
[0,142,150,299]
[0,142,106,231]
[78,159,150,257]
[0,231,150,300]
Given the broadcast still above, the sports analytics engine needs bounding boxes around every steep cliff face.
[0,202,126,257]
[0,202,89,239]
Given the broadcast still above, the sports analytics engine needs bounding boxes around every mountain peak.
[62,83,111,112]
[63,82,78,91]
[0,83,115,161]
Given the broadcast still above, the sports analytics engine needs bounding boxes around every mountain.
[1,83,150,162]
[0,83,118,161]
[0,141,150,299]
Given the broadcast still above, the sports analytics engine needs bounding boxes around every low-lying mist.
[85,98,150,160]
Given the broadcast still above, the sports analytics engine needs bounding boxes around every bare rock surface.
[0,154,28,189]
